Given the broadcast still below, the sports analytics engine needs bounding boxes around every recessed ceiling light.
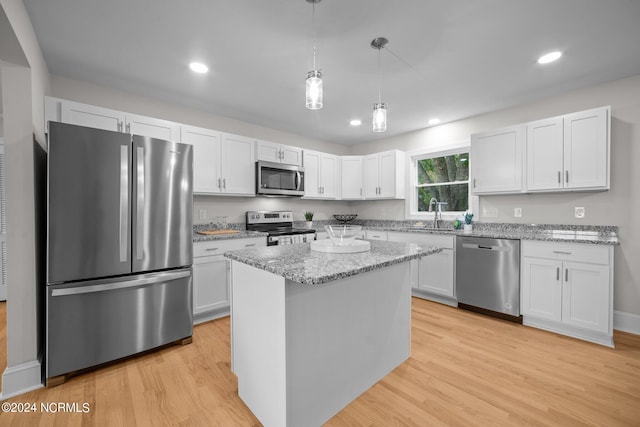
[537,51,562,65]
[350,119,362,126]
[428,118,441,125]
[189,62,209,74]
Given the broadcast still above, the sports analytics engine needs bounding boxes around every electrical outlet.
[199,209,207,220]
[514,207,522,218]
[482,207,499,218]
[574,207,585,219]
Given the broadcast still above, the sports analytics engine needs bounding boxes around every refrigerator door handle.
[119,145,129,262]
[136,146,145,260]
[51,269,191,297]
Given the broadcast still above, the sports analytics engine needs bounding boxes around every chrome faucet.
[428,198,441,228]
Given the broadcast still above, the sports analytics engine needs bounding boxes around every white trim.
[614,310,640,335]
[0,360,43,400]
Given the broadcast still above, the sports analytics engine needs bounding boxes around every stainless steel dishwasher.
[456,236,521,321]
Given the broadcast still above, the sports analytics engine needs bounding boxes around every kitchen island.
[224,240,440,427]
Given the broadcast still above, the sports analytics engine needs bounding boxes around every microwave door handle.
[295,171,301,191]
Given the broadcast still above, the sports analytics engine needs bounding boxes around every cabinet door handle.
[223,178,226,189]
[556,267,560,281]
[473,178,476,188]
[565,269,569,282]
[565,170,569,183]
[118,121,123,132]
[126,123,131,133]
[218,178,221,189]
[553,251,572,255]
[557,171,561,184]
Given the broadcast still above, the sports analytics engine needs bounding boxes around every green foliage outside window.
[417,153,469,212]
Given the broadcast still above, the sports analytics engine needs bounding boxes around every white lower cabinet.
[193,237,266,324]
[521,240,613,346]
[386,232,456,304]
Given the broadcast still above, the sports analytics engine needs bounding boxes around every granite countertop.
[193,230,267,243]
[224,240,441,285]
[374,224,620,245]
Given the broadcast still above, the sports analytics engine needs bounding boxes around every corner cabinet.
[470,125,525,195]
[520,240,614,347]
[526,107,609,192]
[303,150,337,199]
[341,156,364,199]
[181,126,255,196]
[256,140,303,166]
[363,150,406,199]
[193,237,266,324]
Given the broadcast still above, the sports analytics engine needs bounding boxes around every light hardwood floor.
[1,298,639,426]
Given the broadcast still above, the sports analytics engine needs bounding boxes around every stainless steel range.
[246,211,316,246]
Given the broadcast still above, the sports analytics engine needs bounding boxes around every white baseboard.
[614,310,640,335]
[0,360,43,400]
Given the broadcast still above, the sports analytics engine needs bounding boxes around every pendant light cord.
[377,47,382,104]
[312,1,317,70]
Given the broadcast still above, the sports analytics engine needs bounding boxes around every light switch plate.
[514,208,522,218]
[199,209,207,220]
[574,207,585,219]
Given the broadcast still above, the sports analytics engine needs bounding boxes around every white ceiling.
[22,0,640,145]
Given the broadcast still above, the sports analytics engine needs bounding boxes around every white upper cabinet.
[181,126,255,196]
[526,117,564,191]
[45,96,181,141]
[526,107,609,192]
[303,150,337,199]
[181,125,222,194]
[46,97,125,133]
[256,140,303,166]
[341,156,363,199]
[125,113,181,141]
[563,107,609,190]
[470,125,525,195]
[221,133,255,195]
[363,150,405,199]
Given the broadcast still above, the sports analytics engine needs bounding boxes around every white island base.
[231,261,411,427]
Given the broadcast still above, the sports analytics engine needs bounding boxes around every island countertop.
[224,240,440,285]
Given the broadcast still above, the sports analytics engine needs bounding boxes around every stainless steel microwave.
[256,161,305,196]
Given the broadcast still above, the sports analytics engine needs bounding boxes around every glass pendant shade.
[372,103,387,132]
[306,70,323,110]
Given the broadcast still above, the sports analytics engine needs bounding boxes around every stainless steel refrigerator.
[46,121,193,382]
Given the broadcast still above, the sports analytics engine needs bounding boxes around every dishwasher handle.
[461,243,512,252]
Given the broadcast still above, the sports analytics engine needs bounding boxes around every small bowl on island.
[324,224,362,246]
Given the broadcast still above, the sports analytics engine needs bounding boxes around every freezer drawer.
[46,268,193,379]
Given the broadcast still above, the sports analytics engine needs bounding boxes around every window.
[407,146,473,219]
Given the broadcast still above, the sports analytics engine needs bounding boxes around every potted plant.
[463,211,474,233]
[304,211,314,229]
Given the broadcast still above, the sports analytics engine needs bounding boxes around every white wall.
[0,0,51,398]
[350,74,640,317]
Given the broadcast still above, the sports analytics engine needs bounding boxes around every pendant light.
[305,0,323,110]
[371,37,388,132]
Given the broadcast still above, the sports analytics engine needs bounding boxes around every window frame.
[405,141,478,220]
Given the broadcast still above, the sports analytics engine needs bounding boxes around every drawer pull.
[205,248,219,252]
[244,243,256,247]
[553,251,572,255]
